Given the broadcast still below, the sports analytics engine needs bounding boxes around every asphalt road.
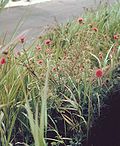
[0,0,117,40]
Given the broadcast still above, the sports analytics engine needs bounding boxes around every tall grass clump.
[0,1,119,146]
[24,59,50,146]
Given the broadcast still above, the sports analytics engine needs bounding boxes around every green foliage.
[0,2,120,146]
[0,0,9,11]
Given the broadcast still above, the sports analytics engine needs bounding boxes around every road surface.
[0,0,117,40]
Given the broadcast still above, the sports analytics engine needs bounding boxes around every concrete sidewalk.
[0,0,117,40]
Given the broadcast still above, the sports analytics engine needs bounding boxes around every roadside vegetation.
[0,1,120,146]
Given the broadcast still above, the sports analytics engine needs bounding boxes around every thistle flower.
[19,35,25,44]
[95,69,103,78]
[36,45,42,51]
[92,27,98,32]
[45,48,52,55]
[99,52,103,60]
[38,59,43,64]
[113,35,119,40]
[44,39,52,45]
[0,57,6,65]
[78,17,84,23]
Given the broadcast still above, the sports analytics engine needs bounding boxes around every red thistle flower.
[52,67,56,72]
[36,45,42,51]
[44,39,52,45]
[113,35,119,40]
[19,35,25,44]
[95,69,103,78]
[0,57,6,65]
[99,52,103,60]
[92,27,98,32]
[14,50,21,58]
[78,17,83,23]
[45,48,52,55]
[38,59,43,64]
